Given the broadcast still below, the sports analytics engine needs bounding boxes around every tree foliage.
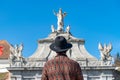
[115,52,120,67]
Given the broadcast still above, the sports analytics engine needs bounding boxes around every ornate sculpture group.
[9,43,26,65]
[98,43,113,65]
[51,8,71,33]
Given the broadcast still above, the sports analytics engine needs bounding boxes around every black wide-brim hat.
[50,36,72,52]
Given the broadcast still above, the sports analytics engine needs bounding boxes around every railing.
[9,59,113,68]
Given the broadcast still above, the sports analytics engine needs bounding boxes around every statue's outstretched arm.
[63,12,67,17]
[53,10,57,16]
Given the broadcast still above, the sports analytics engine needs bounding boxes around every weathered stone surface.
[30,31,97,61]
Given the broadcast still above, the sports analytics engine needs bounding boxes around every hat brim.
[50,43,72,52]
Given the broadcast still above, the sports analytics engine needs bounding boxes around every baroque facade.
[0,9,115,80]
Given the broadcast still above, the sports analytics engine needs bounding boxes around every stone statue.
[98,43,112,61]
[51,25,55,32]
[66,25,70,33]
[10,43,23,61]
[17,44,23,60]
[53,8,66,31]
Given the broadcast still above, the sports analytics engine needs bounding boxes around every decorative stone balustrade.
[10,59,113,68]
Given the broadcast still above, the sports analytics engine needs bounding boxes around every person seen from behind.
[41,36,84,80]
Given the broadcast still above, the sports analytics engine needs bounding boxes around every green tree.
[114,52,120,80]
[116,52,120,61]
[115,52,120,67]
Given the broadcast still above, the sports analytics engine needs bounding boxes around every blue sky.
[0,0,120,59]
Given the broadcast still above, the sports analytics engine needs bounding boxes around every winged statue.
[9,43,23,61]
[98,43,112,61]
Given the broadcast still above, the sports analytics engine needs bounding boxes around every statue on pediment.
[51,25,56,32]
[10,43,23,61]
[98,43,112,61]
[53,8,66,32]
[66,25,70,33]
